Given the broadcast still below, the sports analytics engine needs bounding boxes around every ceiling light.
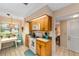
[6,13,10,16]
[23,3,28,6]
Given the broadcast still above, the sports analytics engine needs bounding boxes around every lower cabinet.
[40,45,46,56]
[36,39,52,56]
[36,44,41,55]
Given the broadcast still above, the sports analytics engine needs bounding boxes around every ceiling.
[0,3,71,19]
[48,3,71,11]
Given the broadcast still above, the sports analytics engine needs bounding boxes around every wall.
[22,22,29,46]
[24,23,29,34]
[55,24,61,36]
[60,20,68,48]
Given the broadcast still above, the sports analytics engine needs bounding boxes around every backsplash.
[49,31,53,37]
[32,31,52,38]
[34,31,43,38]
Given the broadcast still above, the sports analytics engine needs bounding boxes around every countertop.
[36,38,49,42]
[28,35,52,42]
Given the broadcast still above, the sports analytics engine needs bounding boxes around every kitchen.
[1,3,79,56]
[24,15,52,56]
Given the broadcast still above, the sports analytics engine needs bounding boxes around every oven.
[29,37,36,54]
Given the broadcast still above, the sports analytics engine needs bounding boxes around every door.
[68,19,79,52]
[36,44,41,55]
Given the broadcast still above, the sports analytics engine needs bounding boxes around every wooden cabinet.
[30,15,52,31]
[42,15,52,31]
[36,43,41,55]
[36,38,52,56]
[40,45,46,56]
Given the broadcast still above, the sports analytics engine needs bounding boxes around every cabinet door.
[40,15,49,31]
[36,44,41,55]
[38,18,45,31]
[40,45,46,56]
[43,15,52,31]
[43,16,48,31]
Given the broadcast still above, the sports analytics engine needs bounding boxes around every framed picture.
[32,23,40,30]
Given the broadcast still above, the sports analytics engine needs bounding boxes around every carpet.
[24,49,36,56]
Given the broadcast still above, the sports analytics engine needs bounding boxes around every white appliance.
[29,37,36,54]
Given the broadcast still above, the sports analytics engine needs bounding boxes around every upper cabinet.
[30,15,52,31]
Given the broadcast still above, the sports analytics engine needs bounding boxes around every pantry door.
[68,19,79,52]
